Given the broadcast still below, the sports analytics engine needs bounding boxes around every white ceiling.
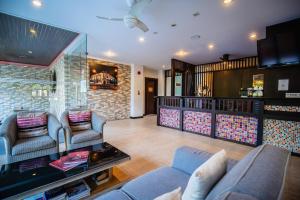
[1,0,300,69]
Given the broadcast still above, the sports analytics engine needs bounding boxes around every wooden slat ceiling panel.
[0,12,79,66]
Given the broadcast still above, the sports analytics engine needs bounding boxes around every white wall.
[130,64,144,117]
[158,69,165,96]
[166,77,171,96]
[130,66,165,117]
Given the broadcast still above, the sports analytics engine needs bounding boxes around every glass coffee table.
[0,142,130,200]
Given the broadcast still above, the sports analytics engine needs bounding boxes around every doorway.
[145,77,158,115]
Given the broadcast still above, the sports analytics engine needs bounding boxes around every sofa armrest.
[48,113,62,142]
[172,146,213,175]
[91,112,107,134]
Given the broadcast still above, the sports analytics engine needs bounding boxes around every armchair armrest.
[47,113,62,142]
[172,146,212,175]
[0,136,12,157]
[0,114,17,155]
[60,111,72,145]
[91,112,107,133]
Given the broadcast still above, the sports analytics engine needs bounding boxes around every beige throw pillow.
[154,187,182,200]
[182,149,227,200]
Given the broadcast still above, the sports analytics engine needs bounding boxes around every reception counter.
[156,96,300,155]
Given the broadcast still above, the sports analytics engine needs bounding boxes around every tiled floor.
[0,115,299,199]
[104,115,300,200]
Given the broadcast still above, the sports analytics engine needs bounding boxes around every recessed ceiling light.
[28,50,33,54]
[138,37,145,43]
[175,50,189,57]
[162,65,166,69]
[208,43,215,50]
[103,50,117,57]
[32,0,42,7]
[223,0,232,5]
[29,28,37,36]
[249,32,257,40]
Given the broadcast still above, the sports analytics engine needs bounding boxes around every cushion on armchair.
[12,135,56,155]
[17,112,48,138]
[68,110,92,131]
[71,129,101,144]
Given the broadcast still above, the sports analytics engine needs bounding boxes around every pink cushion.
[17,112,48,138]
[68,110,91,123]
[17,112,47,129]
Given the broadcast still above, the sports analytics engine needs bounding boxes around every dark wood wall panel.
[196,56,258,73]
[166,56,300,98]
[195,57,258,97]
[213,65,300,98]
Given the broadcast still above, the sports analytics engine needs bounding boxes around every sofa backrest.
[172,146,238,175]
[205,144,290,200]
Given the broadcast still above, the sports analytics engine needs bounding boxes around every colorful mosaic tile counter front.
[216,114,258,145]
[183,111,211,136]
[263,119,300,152]
[264,105,300,112]
[157,97,300,154]
[159,108,180,129]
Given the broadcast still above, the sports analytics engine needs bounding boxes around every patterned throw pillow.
[17,112,48,139]
[68,110,92,131]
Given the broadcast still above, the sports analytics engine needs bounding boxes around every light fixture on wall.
[32,0,42,8]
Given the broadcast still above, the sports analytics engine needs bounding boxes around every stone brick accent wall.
[0,57,130,121]
[0,64,51,120]
[87,59,131,120]
[0,37,88,121]
[49,57,66,118]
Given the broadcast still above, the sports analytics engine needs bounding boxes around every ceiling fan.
[96,0,152,32]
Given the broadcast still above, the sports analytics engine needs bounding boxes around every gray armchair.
[61,111,106,150]
[0,113,62,164]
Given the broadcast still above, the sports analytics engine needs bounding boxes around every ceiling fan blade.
[96,16,123,21]
[136,19,149,32]
[126,0,137,7]
[129,0,152,16]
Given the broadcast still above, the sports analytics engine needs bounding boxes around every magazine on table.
[49,151,89,171]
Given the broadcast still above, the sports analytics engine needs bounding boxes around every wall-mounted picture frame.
[89,64,118,90]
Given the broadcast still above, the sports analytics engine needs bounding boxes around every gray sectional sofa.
[97,144,290,200]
